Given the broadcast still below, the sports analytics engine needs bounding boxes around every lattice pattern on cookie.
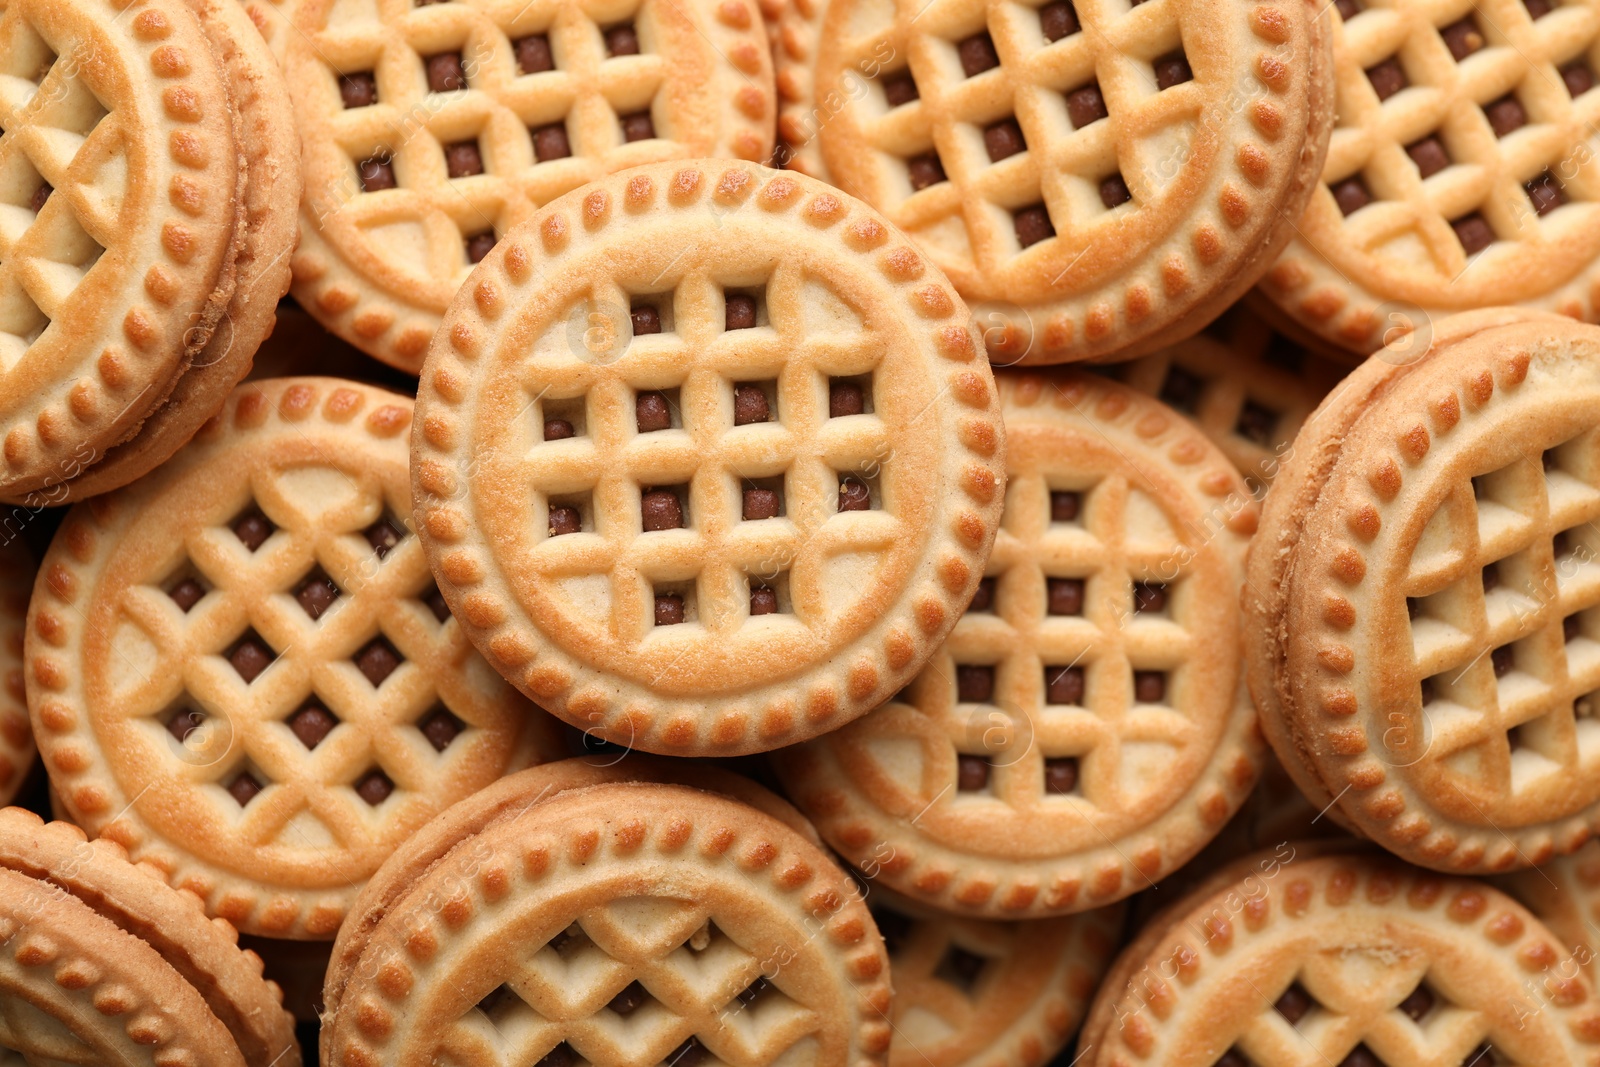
[289,0,774,370]
[1106,307,1349,491]
[868,892,1115,1067]
[0,5,116,374]
[910,466,1203,818]
[1262,0,1600,352]
[1213,954,1507,1066]
[442,900,809,1066]
[124,482,483,848]
[1400,426,1600,804]
[522,269,896,643]
[810,0,1204,276]
[1318,0,1600,273]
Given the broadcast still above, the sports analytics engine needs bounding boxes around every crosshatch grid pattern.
[1403,427,1600,805]
[524,262,898,644]
[1263,0,1600,351]
[1209,936,1509,1066]
[442,900,811,1067]
[903,466,1203,816]
[0,9,111,373]
[810,0,1210,283]
[118,477,489,852]
[286,0,775,372]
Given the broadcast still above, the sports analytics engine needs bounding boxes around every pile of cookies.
[6,0,1600,1065]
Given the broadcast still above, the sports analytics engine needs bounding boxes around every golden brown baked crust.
[1259,0,1600,355]
[26,377,567,938]
[321,774,893,1067]
[50,0,303,503]
[0,0,241,500]
[0,807,299,1065]
[870,887,1120,1067]
[776,0,1335,363]
[1105,304,1350,490]
[1246,309,1600,873]
[412,160,1006,756]
[0,540,33,810]
[774,369,1263,917]
[285,0,777,372]
[1083,852,1600,1066]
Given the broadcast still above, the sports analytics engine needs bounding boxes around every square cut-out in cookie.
[1406,135,1450,178]
[634,388,680,433]
[1366,57,1408,101]
[1047,576,1085,615]
[1329,175,1373,216]
[829,374,873,417]
[955,752,993,792]
[641,485,688,531]
[546,491,592,537]
[957,31,1000,77]
[1153,49,1191,91]
[1563,59,1596,98]
[357,151,398,192]
[604,22,642,56]
[1483,94,1527,138]
[444,139,484,178]
[879,68,919,108]
[1039,0,1080,42]
[339,71,378,108]
[465,231,496,263]
[620,111,655,142]
[1439,16,1486,62]
[1451,212,1496,255]
[741,476,785,521]
[906,150,947,191]
[424,51,467,93]
[354,635,405,686]
[1014,203,1055,248]
[837,470,880,511]
[748,571,789,616]
[983,118,1027,162]
[1525,172,1567,216]
[723,288,765,330]
[514,33,555,75]
[531,123,571,162]
[1044,664,1084,705]
[733,380,776,425]
[1065,81,1107,128]
[1099,173,1132,209]
[542,396,586,440]
[967,576,997,612]
[956,663,995,703]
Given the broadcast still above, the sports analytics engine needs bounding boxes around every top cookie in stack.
[0,0,300,506]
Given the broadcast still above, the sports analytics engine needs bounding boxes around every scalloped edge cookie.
[1245,308,1600,874]
[411,159,1007,757]
[772,369,1264,918]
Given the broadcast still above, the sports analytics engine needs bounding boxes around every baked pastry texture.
[1258,0,1600,355]
[0,0,299,505]
[775,0,1334,362]
[412,160,1006,757]
[285,0,777,371]
[1083,849,1600,1066]
[1246,309,1600,873]
[0,806,299,1066]
[320,756,892,1067]
[774,369,1263,917]
[26,376,567,938]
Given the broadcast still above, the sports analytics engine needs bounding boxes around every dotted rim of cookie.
[323,782,894,1067]
[773,370,1264,918]
[1255,317,1600,873]
[1092,854,1600,1064]
[0,0,240,499]
[0,541,34,807]
[52,0,303,505]
[24,377,437,940]
[878,890,1122,1067]
[774,0,1333,364]
[0,807,297,1064]
[285,0,778,375]
[0,864,249,1067]
[411,160,1007,756]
